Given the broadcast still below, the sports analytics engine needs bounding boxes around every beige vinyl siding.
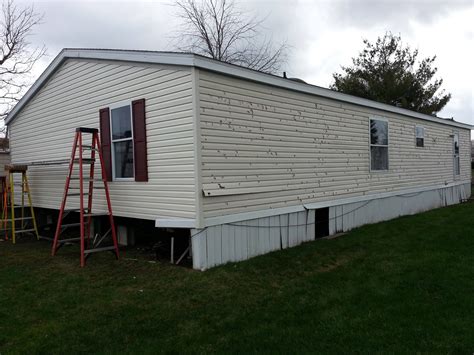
[199,70,471,218]
[9,59,196,220]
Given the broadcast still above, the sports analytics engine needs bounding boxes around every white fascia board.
[155,218,196,229]
[66,48,196,67]
[6,48,473,131]
[202,180,471,227]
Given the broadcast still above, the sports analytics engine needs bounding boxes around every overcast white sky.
[19,0,474,126]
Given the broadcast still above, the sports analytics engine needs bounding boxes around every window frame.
[453,131,460,177]
[415,125,425,148]
[369,116,389,172]
[109,100,135,181]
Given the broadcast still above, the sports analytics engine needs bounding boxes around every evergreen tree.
[331,32,450,115]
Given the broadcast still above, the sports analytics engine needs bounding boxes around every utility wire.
[190,188,451,235]
[226,200,373,229]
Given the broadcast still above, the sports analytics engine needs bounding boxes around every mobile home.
[5,49,472,269]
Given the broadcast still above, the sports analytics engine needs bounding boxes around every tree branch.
[172,0,287,74]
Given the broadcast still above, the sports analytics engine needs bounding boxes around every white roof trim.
[5,48,473,130]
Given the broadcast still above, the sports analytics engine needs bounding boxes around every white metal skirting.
[191,183,471,270]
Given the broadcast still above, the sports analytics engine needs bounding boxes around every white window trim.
[109,100,135,181]
[369,116,389,173]
[415,125,425,148]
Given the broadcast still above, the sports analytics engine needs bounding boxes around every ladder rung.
[69,186,105,190]
[67,193,90,196]
[64,208,88,213]
[84,246,117,254]
[39,235,53,241]
[61,223,81,228]
[58,237,81,243]
[14,228,36,233]
[70,178,104,181]
[4,216,33,221]
[73,159,95,164]
[81,145,99,151]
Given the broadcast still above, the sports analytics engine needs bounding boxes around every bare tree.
[0,0,45,128]
[173,0,287,74]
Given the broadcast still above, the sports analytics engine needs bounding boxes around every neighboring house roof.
[5,48,473,130]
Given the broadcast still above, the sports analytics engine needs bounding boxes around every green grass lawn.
[1,201,474,354]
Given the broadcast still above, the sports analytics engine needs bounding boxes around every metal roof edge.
[5,48,473,130]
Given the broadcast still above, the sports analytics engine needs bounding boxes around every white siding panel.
[279,214,289,249]
[288,212,299,248]
[221,224,235,262]
[247,219,259,258]
[234,223,248,261]
[332,183,471,232]
[9,59,196,220]
[191,228,207,270]
[269,215,280,251]
[199,70,471,219]
[258,217,270,254]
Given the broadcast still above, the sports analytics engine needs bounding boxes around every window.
[453,132,460,176]
[110,104,134,179]
[416,126,424,147]
[370,118,389,171]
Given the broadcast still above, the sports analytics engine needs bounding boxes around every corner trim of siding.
[192,67,204,228]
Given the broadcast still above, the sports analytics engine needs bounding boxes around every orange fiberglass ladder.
[51,127,119,267]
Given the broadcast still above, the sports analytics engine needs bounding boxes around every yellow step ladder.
[2,165,39,244]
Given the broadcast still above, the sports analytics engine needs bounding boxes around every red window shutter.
[132,98,148,182]
[99,108,113,181]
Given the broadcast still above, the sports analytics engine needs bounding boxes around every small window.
[416,126,424,147]
[370,118,389,171]
[110,105,134,179]
[453,132,460,176]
